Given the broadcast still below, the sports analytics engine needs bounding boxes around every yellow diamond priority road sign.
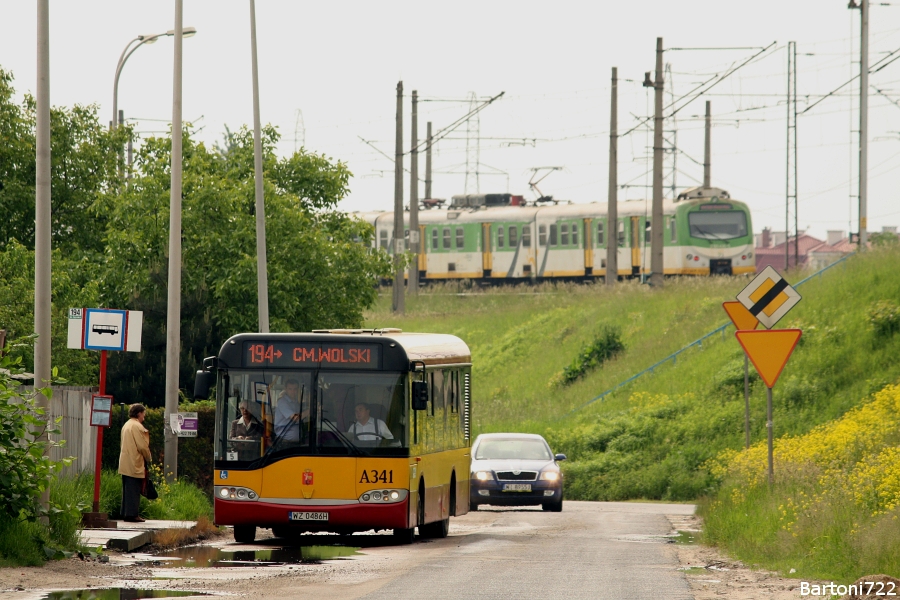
[736,266,801,329]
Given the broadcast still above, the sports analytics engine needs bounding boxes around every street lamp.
[112,26,197,130]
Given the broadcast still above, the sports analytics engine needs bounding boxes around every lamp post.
[112,27,197,131]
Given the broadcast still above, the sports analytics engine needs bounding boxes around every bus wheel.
[233,525,256,543]
[421,517,450,539]
[392,527,415,545]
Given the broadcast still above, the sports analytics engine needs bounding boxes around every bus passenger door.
[630,217,641,276]
[481,223,492,277]
[583,218,593,276]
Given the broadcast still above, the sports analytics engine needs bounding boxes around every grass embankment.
[0,469,213,566]
[366,248,900,577]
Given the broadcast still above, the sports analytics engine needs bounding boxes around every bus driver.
[348,403,393,442]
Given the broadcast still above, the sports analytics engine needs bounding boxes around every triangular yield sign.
[723,301,759,331]
[735,329,802,388]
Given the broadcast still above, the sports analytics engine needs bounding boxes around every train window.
[669,217,677,243]
[405,228,410,250]
[597,221,605,247]
[380,230,388,249]
[432,228,439,250]
[539,225,547,246]
[509,225,518,247]
[572,223,579,246]
[456,227,464,249]
[644,220,651,243]
[618,220,626,247]
[561,223,569,246]
[550,224,558,246]
[498,226,505,249]
[523,225,531,247]
[443,228,451,249]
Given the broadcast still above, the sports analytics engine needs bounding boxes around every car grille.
[495,471,538,481]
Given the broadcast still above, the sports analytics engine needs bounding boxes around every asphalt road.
[358,501,696,600]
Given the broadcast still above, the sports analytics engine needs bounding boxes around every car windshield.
[475,438,552,460]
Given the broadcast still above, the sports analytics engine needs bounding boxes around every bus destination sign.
[242,342,381,370]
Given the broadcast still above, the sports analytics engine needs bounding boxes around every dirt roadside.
[669,513,829,600]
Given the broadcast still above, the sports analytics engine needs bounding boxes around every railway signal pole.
[607,67,618,287]
[392,81,405,314]
[647,37,665,288]
[409,91,419,295]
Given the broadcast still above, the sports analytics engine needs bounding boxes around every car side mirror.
[412,380,428,411]
[554,453,567,462]
[194,370,215,400]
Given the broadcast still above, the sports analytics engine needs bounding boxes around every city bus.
[194,329,472,544]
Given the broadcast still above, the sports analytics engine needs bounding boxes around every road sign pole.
[93,350,107,513]
[766,386,774,486]
[744,355,750,449]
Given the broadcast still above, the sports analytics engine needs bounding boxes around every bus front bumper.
[215,497,409,530]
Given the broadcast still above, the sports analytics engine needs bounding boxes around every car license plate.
[289,511,329,521]
[502,483,531,492]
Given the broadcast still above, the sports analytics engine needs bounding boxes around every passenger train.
[358,186,754,282]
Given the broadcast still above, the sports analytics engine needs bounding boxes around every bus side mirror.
[412,381,428,411]
[194,370,215,400]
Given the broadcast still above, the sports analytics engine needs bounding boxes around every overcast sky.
[3,1,900,240]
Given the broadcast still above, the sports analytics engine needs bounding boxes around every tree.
[102,126,391,406]
[0,67,125,255]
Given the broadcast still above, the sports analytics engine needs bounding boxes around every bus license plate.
[503,483,531,492]
[289,511,329,521]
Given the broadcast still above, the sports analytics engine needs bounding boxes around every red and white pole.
[92,350,107,513]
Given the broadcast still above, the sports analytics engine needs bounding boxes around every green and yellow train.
[360,186,755,281]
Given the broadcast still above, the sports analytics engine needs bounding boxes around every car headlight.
[473,471,493,481]
[540,471,560,481]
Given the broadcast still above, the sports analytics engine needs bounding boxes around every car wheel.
[233,525,256,543]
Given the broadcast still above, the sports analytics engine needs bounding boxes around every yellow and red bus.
[194,329,472,544]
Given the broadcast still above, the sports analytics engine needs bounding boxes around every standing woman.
[118,403,152,523]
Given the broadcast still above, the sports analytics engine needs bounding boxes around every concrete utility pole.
[606,67,618,287]
[703,101,711,188]
[249,0,270,332]
[425,122,433,200]
[649,37,665,287]
[164,0,185,483]
[860,0,869,251]
[408,90,419,295]
[35,0,52,518]
[392,82,405,314]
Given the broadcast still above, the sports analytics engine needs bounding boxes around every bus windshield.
[217,370,407,463]
[688,210,748,240]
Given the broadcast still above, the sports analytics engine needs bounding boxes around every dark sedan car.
[469,433,566,512]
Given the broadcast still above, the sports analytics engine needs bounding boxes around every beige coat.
[118,417,152,478]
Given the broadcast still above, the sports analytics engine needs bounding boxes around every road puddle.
[152,544,360,567]
[42,590,205,599]
[673,530,698,544]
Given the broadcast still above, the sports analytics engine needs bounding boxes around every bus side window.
[449,371,458,414]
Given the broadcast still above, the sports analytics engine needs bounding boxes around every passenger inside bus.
[230,400,264,460]
[273,378,310,447]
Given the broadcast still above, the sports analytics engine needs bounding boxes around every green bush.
[869,300,900,339]
[552,325,625,387]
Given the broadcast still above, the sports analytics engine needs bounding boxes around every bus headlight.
[215,486,259,501]
[358,489,408,504]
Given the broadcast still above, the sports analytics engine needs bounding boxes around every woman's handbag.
[142,470,159,500]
